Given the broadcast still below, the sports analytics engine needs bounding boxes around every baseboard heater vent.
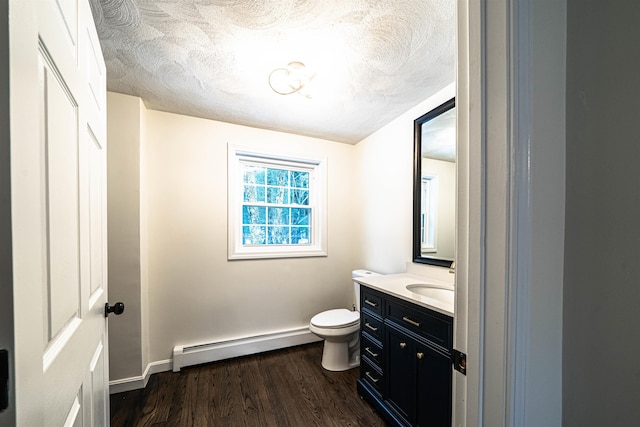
[172,326,321,372]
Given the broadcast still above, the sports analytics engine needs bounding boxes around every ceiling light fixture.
[268,61,316,98]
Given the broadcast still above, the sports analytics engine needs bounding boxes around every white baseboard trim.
[108,326,321,393]
[109,359,170,394]
[109,376,144,395]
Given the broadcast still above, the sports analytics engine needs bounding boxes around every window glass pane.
[291,208,310,225]
[268,226,290,244]
[243,165,265,184]
[267,187,289,204]
[290,189,309,205]
[232,150,324,255]
[243,226,266,245]
[291,227,311,244]
[291,171,309,188]
[243,205,266,225]
[268,207,290,225]
[267,168,289,186]
[244,185,265,202]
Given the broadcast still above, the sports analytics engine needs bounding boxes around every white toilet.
[309,269,379,371]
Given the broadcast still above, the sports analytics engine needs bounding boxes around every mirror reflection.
[413,98,455,267]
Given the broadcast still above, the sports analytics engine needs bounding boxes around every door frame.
[455,0,565,426]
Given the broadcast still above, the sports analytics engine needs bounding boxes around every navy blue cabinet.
[357,285,453,427]
[416,340,452,427]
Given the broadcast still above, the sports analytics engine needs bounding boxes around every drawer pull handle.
[365,371,379,383]
[365,299,378,307]
[365,323,378,332]
[399,342,407,349]
[402,316,421,327]
[417,352,424,360]
[365,347,378,358]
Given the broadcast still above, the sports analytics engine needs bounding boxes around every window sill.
[228,247,328,260]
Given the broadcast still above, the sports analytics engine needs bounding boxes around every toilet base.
[320,340,360,372]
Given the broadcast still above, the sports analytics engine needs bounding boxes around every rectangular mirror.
[413,98,455,267]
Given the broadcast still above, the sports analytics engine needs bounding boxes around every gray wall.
[564,1,640,425]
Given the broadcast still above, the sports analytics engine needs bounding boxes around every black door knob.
[105,302,125,317]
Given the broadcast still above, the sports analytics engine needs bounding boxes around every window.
[228,145,327,259]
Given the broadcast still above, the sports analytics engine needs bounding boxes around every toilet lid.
[311,309,360,329]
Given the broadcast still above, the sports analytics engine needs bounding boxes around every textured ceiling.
[89,0,455,144]
[422,107,456,162]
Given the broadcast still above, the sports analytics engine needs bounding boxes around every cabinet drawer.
[362,335,383,366]
[361,287,383,317]
[386,299,453,351]
[361,312,383,341]
[361,359,384,396]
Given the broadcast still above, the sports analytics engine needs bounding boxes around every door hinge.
[453,349,467,375]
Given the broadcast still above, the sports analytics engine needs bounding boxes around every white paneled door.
[5,0,110,425]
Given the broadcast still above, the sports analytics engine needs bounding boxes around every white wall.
[354,83,455,274]
[143,109,356,363]
[564,1,640,425]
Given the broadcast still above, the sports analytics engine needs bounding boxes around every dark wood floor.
[110,342,387,427]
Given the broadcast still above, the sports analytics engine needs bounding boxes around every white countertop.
[355,273,455,317]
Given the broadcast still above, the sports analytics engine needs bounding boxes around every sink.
[406,284,455,304]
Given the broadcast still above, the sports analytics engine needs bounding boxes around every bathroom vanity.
[356,273,454,427]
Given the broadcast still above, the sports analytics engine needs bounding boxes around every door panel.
[386,326,415,423]
[54,0,79,51]
[85,26,105,116]
[63,395,83,427]
[88,341,107,426]
[88,130,105,297]
[41,50,81,342]
[416,343,452,427]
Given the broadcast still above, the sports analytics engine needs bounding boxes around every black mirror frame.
[413,97,456,268]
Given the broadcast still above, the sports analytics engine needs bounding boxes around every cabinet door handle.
[365,371,379,383]
[365,323,378,332]
[365,347,378,358]
[364,299,378,307]
[399,342,407,349]
[417,352,424,360]
[402,316,421,327]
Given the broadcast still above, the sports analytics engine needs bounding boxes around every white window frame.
[227,144,327,260]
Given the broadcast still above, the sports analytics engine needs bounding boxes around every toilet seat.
[310,309,359,329]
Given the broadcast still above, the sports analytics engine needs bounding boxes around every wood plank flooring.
[110,342,387,427]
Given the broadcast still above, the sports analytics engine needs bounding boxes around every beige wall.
[354,83,455,274]
[107,92,147,380]
[143,109,356,362]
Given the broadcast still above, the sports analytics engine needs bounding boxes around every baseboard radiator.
[172,326,321,372]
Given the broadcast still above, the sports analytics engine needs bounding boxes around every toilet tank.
[352,269,379,311]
